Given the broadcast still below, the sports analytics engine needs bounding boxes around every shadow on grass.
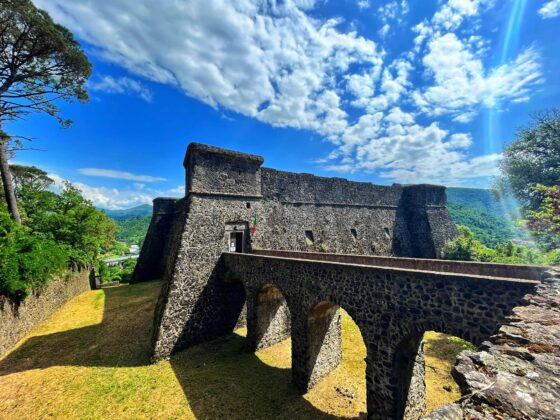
[423,331,476,366]
[0,281,342,419]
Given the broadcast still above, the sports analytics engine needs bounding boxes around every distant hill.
[446,187,519,218]
[446,187,527,247]
[104,204,153,246]
[105,204,152,220]
[114,215,152,246]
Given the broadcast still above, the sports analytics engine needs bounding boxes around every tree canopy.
[497,110,560,209]
[0,0,92,224]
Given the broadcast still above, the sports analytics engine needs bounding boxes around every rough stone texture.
[137,143,458,359]
[424,269,560,420]
[252,284,291,350]
[134,143,549,419]
[222,252,538,419]
[0,270,90,356]
[131,198,177,283]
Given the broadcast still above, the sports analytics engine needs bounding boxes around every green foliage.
[447,203,523,247]
[0,210,67,300]
[543,249,560,266]
[496,110,560,209]
[1,0,92,125]
[114,215,150,246]
[24,182,116,266]
[1,175,116,299]
[525,185,560,251]
[446,187,519,217]
[442,225,541,265]
[101,259,136,284]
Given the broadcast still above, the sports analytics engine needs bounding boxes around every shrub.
[0,211,68,300]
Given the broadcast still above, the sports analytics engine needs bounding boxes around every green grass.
[0,281,467,419]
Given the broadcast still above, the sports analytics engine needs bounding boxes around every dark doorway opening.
[230,231,244,253]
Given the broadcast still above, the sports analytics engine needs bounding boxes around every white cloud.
[79,168,166,182]
[35,0,541,188]
[413,33,542,121]
[38,0,383,139]
[539,0,560,18]
[326,112,501,186]
[49,174,155,209]
[88,76,153,102]
[378,24,390,38]
[357,0,370,9]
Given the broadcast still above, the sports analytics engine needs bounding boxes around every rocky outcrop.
[425,269,560,420]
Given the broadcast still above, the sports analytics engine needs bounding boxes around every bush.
[442,225,544,265]
[0,211,68,300]
[543,249,560,266]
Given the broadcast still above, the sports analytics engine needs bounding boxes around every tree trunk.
[0,134,21,224]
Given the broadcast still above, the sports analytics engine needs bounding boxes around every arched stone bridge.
[222,249,542,419]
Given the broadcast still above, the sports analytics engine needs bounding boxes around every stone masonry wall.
[425,268,560,420]
[223,252,537,419]
[131,198,177,283]
[0,270,90,357]
[139,143,458,361]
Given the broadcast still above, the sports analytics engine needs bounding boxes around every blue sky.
[7,0,560,208]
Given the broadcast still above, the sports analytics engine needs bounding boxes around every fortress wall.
[131,198,178,283]
[0,270,90,357]
[138,143,458,360]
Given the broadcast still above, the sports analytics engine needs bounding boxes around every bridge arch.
[390,316,499,420]
[246,283,292,352]
[306,301,343,388]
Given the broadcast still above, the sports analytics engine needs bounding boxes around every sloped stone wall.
[0,270,90,357]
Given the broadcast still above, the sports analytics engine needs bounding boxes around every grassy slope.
[0,282,467,419]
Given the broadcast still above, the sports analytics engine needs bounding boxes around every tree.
[0,0,92,223]
[10,164,53,193]
[496,110,560,209]
[525,185,560,251]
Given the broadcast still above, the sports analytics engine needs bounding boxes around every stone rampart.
[135,143,458,361]
[0,270,91,356]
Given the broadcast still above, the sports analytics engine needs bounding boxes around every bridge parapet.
[252,249,546,281]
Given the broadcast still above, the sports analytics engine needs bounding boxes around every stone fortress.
[133,143,558,419]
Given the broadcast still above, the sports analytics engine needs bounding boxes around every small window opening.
[246,202,251,209]
[350,228,358,240]
[305,230,315,246]
[384,227,391,239]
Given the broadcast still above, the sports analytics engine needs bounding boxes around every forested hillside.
[445,187,526,247]
[446,187,519,217]
[114,215,151,246]
[105,204,152,220]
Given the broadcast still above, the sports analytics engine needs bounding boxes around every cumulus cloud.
[88,76,153,102]
[79,168,166,182]
[357,0,370,9]
[413,33,541,121]
[539,0,560,18]
[35,0,542,187]
[49,174,183,209]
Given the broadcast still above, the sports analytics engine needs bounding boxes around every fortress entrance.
[225,222,248,253]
